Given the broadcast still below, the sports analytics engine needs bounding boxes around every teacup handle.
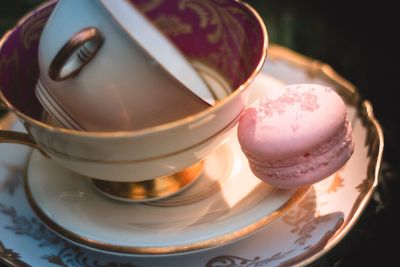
[0,129,49,158]
[0,130,38,149]
[48,27,104,81]
[0,110,48,156]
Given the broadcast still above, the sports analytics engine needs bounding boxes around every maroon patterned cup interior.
[1,0,266,124]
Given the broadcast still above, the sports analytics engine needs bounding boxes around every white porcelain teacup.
[36,0,216,131]
[0,0,267,200]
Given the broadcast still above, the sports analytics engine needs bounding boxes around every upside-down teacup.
[36,0,217,131]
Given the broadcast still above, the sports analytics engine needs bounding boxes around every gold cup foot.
[90,161,204,202]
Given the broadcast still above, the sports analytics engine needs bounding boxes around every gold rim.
[268,45,360,105]
[0,0,268,138]
[39,107,242,163]
[48,27,104,81]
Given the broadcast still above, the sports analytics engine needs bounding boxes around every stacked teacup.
[36,0,216,132]
[0,0,268,201]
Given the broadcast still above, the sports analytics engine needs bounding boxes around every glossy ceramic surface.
[0,45,383,266]
[0,0,267,182]
[25,132,309,255]
[37,0,215,131]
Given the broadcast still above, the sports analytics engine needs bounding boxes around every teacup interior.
[0,1,266,126]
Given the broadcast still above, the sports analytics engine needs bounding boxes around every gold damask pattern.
[153,14,192,36]
[0,200,137,267]
[135,0,164,13]
[0,202,62,247]
[20,6,52,50]
[0,47,19,71]
[206,251,294,267]
[43,245,138,267]
[0,162,24,196]
[280,172,344,245]
[0,208,138,267]
[0,241,30,267]
[282,189,334,245]
[326,173,344,193]
[178,0,257,87]
[356,177,372,194]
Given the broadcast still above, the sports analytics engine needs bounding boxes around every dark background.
[1,1,399,266]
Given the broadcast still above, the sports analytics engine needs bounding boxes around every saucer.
[0,45,383,266]
[24,127,309,255]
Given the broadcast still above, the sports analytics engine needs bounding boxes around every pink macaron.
[237,84,354,189]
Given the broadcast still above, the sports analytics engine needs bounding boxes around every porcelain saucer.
[0,45,383,267]
[24,127,309,255]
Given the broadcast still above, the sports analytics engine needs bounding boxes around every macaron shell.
[248,120,354,188]
[238,84,347,160]
[237,83,355,189]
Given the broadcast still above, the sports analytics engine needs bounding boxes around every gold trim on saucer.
[263,45,384,266]
[0,43,383,264]
[90,161,204,202]
[24,160,311,255]
[300,100,383,266]
[268,45,360,105]
[0,241,30,267]
[21,45,384,260]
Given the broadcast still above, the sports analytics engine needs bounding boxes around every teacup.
[0,0,267,200]
[37,0,216,131]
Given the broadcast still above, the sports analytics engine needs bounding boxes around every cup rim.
[0,0,268,138]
